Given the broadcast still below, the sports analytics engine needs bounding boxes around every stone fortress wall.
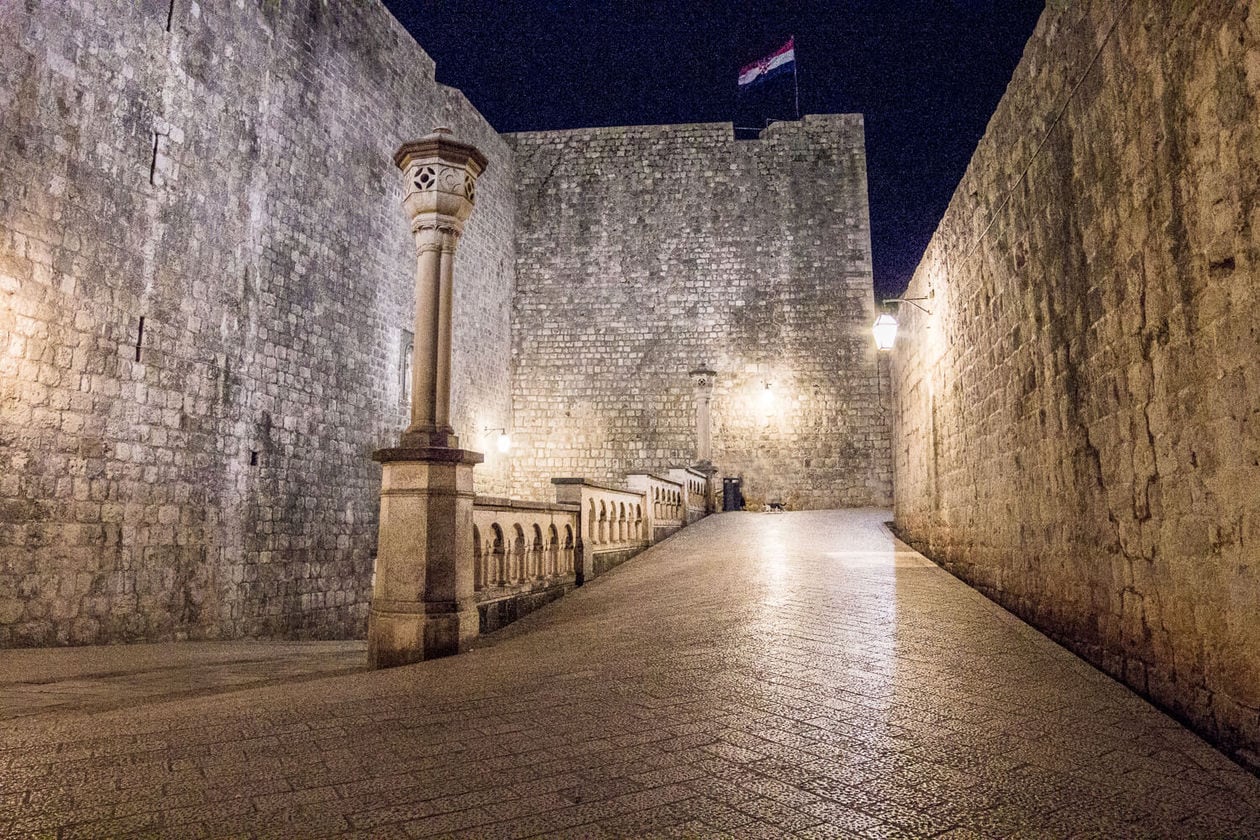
[0,0,517,645]
[891,1,1260,766]
[0,0,888,647]
[507,118,891,509]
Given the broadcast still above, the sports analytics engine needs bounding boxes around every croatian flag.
[738,38,795,89]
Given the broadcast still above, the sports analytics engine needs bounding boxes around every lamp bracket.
[882,296,932,315]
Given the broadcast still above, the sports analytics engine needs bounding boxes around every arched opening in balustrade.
[598,500,608,544]
[587,498,597,545]
[473,525,484,591]
[563,524,574,573]
[490,523,506,586]
[512,524,527,583]
[617,502,626,541]
[653,487,661,519]
[546,524,559,577]
[531,523,544,579]
[634,503,643,540]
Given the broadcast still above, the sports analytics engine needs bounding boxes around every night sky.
[381,1,1046,299]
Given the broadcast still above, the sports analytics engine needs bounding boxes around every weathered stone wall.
[508,118,890,509]
[0,0,516,645]
[892,1,1260,766]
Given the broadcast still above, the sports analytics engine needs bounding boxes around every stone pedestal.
[369,447,483,667]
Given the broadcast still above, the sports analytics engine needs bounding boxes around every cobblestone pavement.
[0,641,367,720]
[2,510,1258,839]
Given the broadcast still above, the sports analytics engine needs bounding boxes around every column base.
[368,601,481,668]
[400,425,461,449]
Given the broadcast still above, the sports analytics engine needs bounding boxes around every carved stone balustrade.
[626,473,688,543]
[457,471,714,639]
[552,478,650,583]
[667,467,711,524]
[472,497,579,633]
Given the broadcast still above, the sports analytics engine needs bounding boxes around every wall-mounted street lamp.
[872,314,899,351]
[484,427,512,453]
[758,381,777,426]
[871,295,932,351]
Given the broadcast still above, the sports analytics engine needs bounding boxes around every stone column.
[690,365,716,463]
[689,365,718,512]
[369,128,488,669]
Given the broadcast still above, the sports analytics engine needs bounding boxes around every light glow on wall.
[483,425,512,454]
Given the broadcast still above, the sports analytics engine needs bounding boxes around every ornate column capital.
[690,364,717,392]
[395,127,488,239]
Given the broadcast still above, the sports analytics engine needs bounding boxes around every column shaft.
[411,238,443,432]
[696,392,712,462]
[434,237,456,431]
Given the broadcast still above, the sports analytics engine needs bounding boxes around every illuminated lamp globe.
[872,313,898,351]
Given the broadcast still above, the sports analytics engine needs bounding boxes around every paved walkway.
[1,510,1258,839]
[0,640,366,720]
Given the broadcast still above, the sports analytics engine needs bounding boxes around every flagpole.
[792,35,800,119]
